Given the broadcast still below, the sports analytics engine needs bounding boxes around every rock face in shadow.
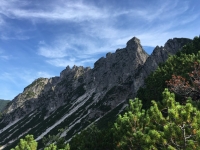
[0,37,192,149]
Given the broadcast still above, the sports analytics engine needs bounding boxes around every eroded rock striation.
[0,37,191,149]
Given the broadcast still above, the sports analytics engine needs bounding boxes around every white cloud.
[18,70,55,84]
[0,0,198,43]
[0,0,109,22]
[74,0,194,47]
[179,14,199,25]
[46,57,97,67]
[37,34,121,67]
[2,0,199,67]
[37,71,53,78]
[0,0,188,26]
[38,45,68,58]
[46,58,77,67]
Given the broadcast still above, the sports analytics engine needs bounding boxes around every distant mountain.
[0,99,10,112]
[0,37,192,149]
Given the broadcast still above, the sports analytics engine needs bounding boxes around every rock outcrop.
[132,38,192,92]
[0,37,191,149]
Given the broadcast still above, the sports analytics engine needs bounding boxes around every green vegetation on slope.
[68,89,200,149]
[10,134,70,150]
[68,36,200,149]
[11,135,38,150]
[10,89,200,149]
[137,36,200,109]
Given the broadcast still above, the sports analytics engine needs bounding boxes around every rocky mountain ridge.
[0,37,192,149]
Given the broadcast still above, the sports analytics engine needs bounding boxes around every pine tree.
[11,135,37,150]
[113,99,156,149]
[162,89,200,149]
[44,144,57,150]
[11,134,70,150]
[112,89,200,149]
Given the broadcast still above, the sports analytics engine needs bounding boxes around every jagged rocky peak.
[91,37,149,92]
[151,37,192,57]
[60,65,91,79]
[131,38,192,97]
[164,37,192,53]
[125,37,149,65]
[94,36,148,69]
[126,37,141,49]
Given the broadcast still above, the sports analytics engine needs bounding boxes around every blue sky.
[0,0,200,100]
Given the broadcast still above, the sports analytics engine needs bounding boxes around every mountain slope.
[80,36,200,150]
[0,37,191,149]
[137,36,200,109]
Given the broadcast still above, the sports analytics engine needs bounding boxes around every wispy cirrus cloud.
[0,0,108,22]
[133,0,189,22]
[36,0,199,68]
[37,71,55,78]
[46,57,98,67]
[38,41,70,58]
[1,0,199,66]
[37,34,122,67]
[0,0,111,40]
[0,0,198,42]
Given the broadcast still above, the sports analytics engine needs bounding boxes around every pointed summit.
[125,37,149,65]
[126,37,141,49]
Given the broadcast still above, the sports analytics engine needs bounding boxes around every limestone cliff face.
[0,37,191,149]
[86,37,148,92]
